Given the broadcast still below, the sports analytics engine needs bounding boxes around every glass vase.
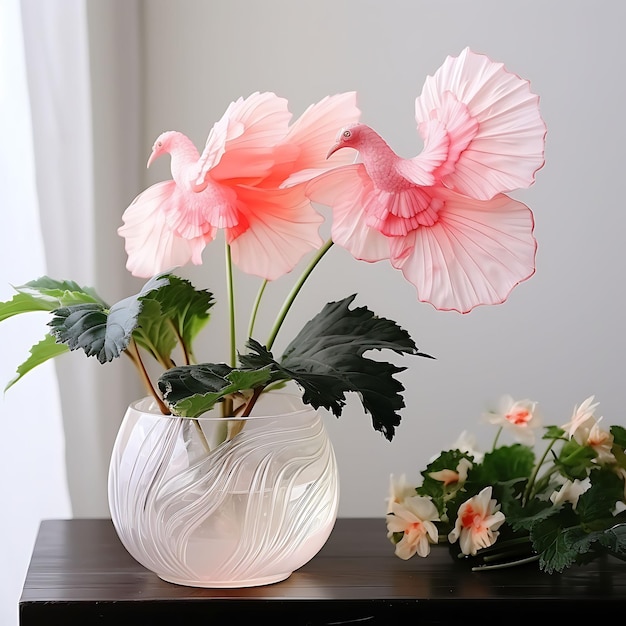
[107,391,339,587]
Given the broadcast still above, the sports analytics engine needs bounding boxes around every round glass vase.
[107,391,339,588]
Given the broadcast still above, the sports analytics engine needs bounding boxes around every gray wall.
[129,0,626,517]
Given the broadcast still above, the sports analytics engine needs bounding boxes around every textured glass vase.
[108,391,339,587]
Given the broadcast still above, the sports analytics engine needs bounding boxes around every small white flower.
[386,496,440,559]
[452,431,484,463]
[561,396,600,439]
[386,473,416,511]
[484,395,541,445]
[429,457,472,487]
[448,486,506,556]
[561,397,615,464]
[550,478,591,509]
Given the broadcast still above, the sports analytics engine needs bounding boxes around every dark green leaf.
[240,295,432,440]
[158,363,272,417]
[530,505,581,573]
[611,425,626,448]
[48,274,169,364]
[576,469,624,526]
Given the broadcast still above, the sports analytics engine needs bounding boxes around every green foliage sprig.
[387,396,626,572]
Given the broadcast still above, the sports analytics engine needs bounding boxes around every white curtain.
[0,2,72,625]
[1,1,142,623]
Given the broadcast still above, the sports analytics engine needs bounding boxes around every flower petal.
[118,181,211,277]
[306,164,391,262]
[226,185,323,280]
[415,47,546,200]
[390,188,536,313]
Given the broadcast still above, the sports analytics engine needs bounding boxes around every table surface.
[20,518,626,625]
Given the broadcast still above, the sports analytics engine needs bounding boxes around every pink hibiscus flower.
[118,91,360,280]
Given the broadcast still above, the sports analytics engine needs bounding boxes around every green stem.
[223,243,237,418]
[523,437,558,505]
[491,426,503,451]
[266,238,334,351]
[248,279,268,339]
[225,242,236,368]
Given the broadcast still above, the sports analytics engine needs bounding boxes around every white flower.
[452,430,484,463]
[429,458,472,487]
[484,395,541,445]
[386,496,440,559]
[448,486,506,556]
[561,396,600,439]
[549,478,591,509]
[386,473,416,511]
[561,397,615,464]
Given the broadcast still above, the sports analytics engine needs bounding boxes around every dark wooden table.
[19,518,626,625]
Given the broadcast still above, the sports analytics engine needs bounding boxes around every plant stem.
[125,340,169,415]
[248,279,268,339]
[225,242,236,368]
[492,426,503,451]
[223,242,236,418]
[266,238,334,351]
[523,437,558,505]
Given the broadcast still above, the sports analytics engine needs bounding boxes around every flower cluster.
[1,49,545,443]
[387,395,626,572]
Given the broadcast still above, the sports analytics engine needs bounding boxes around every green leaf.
[417,450,474,514]
[576,469,624,526]
[555,438,597,480]
[134,275,214,365]
[611,424,626,448]
[473,445,535,486]
[598,523,626,559]
[48,274,169,364]
[0,277,106,322]
[158,363,272,417]
[530,505,581,573]
[240,295,432,440]
[4,334,69,391]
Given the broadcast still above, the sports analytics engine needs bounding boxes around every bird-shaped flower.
[306,48,546,313]
[118,91,360,280]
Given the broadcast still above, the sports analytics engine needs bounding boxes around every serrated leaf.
[142,275,214,355]
[474,445,535,486]
[240,295,432,441]
[576,469,624,525]
[530,505,581,573]
[598,523,626,558]
[4,334,69,391]
[48,274,169,364]
[0,277,106,322]
[158,363,272,417]
[132,275,214,367]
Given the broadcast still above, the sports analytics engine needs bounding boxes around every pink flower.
[119,92,360,280]
[306,49,545,313]
[448,486,505,556]
[484,395,541,445]
[386,496,440,559]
